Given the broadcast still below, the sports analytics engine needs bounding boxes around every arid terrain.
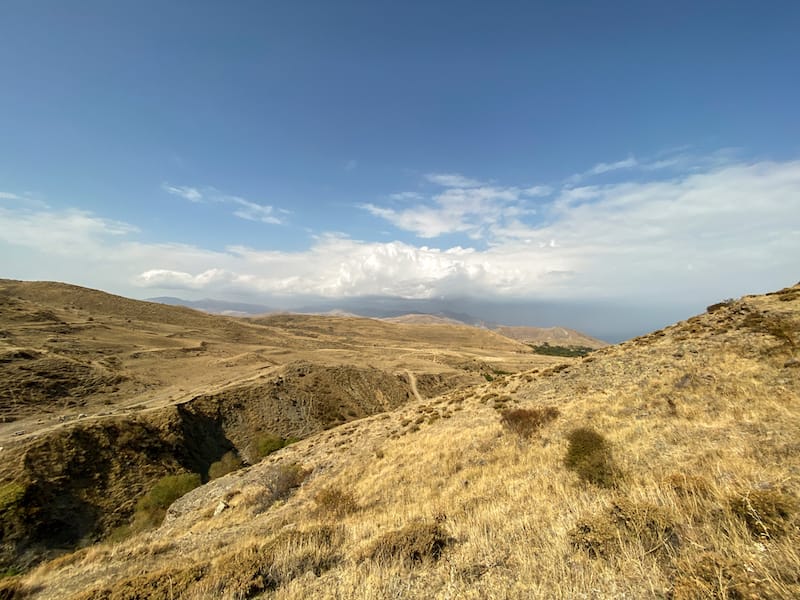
[1,279,799,599]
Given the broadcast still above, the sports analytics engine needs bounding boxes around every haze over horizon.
[2,2,799,341]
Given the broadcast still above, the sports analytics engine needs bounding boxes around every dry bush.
[73,564,207,600]
[272,463,310,499]
[362,519,451,565]
[569,515,618,558]
[0,576,30,600]
[741,311,798,351]
[663,472,711,498]
[564,427,619,488]
[570,498,679,560]
[314,486,360,517]
[208,451,243,480]
[609,498,680,558]
[205,525,342,598]
[499,406,559,438]
[729,489,797,539]
[670,551,763,600]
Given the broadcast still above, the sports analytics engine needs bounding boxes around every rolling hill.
[1,280,798,599]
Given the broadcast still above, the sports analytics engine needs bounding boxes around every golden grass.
[10,285,800,599]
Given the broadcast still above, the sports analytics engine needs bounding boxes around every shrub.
[499,406,559,438]
[314,487,360,517]
[663,472,711,498]
[73,565,207,600]
[569,515,618,559]
[0,483,25,514]
[529,343,594,357]
[670,551,762,600]
[208,451,243,480]
[133,472,201,530]
[272,463,310,499]
[570,498,678,561]
[252,433,299,460]
[729,489,796,539]
[362,520,451,565]
[0,576,26,600]
[609,498,680,557]
[207,525,341,597]
[564,427,618,487]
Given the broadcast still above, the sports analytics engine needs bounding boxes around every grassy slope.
[9,285,800,599]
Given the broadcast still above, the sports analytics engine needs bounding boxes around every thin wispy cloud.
[162,183,284,225]
[588,156,638,175]
[229,197,283,225]
[389,191,424,201]
[0,192,25,201]
[3,156,798,308]
[522,186,553,197]
[162,184,203,202]
[425,173,484,188]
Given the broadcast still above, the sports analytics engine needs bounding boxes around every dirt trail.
[405,369,423,401]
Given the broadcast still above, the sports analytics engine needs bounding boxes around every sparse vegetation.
[729,489,796,539]
[208,450,244,480]
[132,473,201,531]
[252,433,299,460]
[499,406,559,438]
[2,280,800,598]
[362,519,451,565]
[314,486,360,517]
[529,342,594,357]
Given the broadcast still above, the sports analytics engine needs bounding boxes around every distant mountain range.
[146,296,607,348]
[146,296,275,316]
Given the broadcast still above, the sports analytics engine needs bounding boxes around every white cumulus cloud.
[1,156,798,309]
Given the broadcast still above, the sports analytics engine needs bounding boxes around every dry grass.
[8,284,800,599]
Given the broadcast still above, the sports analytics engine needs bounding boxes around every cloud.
[389,191,424,201]
[588,156,638,175]
[522,186,553,197]
[2,156,798,309]
[162,183,284,225]
[345,159,358,171]
[425,173,484,188]
[0,192,25,201]
[162,184,203,202]
[362,184,535,239]
[228,197,283,225]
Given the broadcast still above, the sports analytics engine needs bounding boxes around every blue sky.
[1,1,799,337]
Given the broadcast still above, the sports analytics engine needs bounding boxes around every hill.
[0,278,565,577]
[2,282,799,599]
[381,313,466,326]
[494,325,608,349]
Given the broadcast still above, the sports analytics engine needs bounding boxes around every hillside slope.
[494,325,608,349]
[0,279,567,575]
[6,283,798,599]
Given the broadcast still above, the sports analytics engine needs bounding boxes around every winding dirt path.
[405,369,423,402]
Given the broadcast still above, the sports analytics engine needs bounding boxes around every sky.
[1,1,799,340]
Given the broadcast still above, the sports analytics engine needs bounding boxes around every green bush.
[564,427,619,488]
[530,343,594,357]
[209,451,243,480]
[252,433,300,460]
[133,472,201,530]
[0,483,25,514]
